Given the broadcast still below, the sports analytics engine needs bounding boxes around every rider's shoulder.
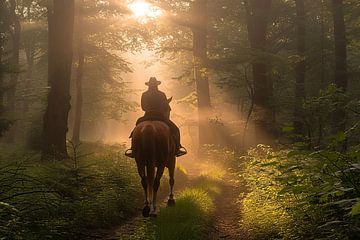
[143,89,166,97]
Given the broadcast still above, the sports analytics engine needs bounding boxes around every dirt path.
[102,177,191,240]
[99,161,247,240]
[209,176,246,240]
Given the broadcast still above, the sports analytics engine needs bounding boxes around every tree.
[72,0,84,145]
[293,0,306,136]
[6,0,21,142]
[68,0,136,142]
[245,0,274,144]
[191,0,212,146]
[331,0,347,134]
[42,0,75,159]
[0,1,12,136]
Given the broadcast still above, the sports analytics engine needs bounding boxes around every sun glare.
[128,0,163,22]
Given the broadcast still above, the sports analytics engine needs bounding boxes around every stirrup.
[176,147,187,157]
[125,149,135,158]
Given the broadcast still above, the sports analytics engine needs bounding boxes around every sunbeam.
[128,0,163,22]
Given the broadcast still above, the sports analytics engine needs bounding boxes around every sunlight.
[128,0,163,22]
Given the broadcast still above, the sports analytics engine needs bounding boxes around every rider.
[125,77,187,158]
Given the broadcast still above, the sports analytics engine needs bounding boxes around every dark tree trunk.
[331,0,347,134]
[293,0,306,136]
[72,0,84,146]
[318,0,326,147]
[245,0,274,144]
[6,0,21,142]
[42,0,75,159]
[0,1,12,136]
[0,35,4,123]
[191,0,212,146]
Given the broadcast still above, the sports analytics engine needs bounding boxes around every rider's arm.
[161,92,171,112]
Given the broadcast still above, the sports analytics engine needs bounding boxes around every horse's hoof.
[142,205,150,217]
[167,198,176,207]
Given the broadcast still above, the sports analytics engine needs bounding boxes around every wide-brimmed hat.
[145,77,161,86]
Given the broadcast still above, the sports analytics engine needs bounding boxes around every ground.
[100,155,247,240]
[209,177,245,240]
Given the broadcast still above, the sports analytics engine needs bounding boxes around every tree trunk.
[0,1,12,137]
[191,0,212,147]
[0,33,4,125]
[331,0,347,134]
[72,0,84,146]
[42,0,75,159]
[293,0,306,136]
[6,0,21,142]
[317,0,326,147]
[245,0,274,144]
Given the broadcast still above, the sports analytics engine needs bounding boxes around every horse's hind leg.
[137,164,150,217]
[150,166,165,217]
[167,160,176,207]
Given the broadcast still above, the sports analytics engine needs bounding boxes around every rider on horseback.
[125,77,187,158]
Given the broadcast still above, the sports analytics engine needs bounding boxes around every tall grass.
[0,143,142,239]
[124,174,221,240]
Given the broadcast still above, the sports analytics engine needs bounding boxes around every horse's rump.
[132,121,174,167]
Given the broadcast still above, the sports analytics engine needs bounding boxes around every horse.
[132,112,177,217]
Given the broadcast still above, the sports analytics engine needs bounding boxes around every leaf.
[351,200,360,216]
[260,161,277,167]
[287,151,301,158]
[318,221,343,228]
[332,132,347,142]
[351,163,360,170]
[282,126,294,133]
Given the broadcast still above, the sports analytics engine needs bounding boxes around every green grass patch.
[154,187,214,240]
[124,176,218,240]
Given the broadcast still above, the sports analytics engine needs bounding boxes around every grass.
[123,170,223,240]
[0,142,143,239]
[154,187,214,240]
[0,144,241,240]
[238,145,360,239]
[124,180,217,240]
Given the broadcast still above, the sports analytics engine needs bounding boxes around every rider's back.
[141,89,171,115]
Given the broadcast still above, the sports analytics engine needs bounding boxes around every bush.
[240,144,360,239]
[0,143,142,239]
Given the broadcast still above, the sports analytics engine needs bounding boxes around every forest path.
[101,160,246,240]
[209,175,246,240]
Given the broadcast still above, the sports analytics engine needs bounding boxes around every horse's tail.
[141,125,156,202]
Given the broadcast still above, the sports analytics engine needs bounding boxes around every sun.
[128,0,163,21]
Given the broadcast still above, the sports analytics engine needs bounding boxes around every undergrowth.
[239,144,360,240]
[0,143,142,239]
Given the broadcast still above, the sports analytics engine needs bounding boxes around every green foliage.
[239,145,295,239]
[240,144,360,239]
[0,143,142,239]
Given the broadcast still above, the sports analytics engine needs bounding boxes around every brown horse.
[132,120,177,217]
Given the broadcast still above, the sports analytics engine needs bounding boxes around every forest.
[0,0,359,239]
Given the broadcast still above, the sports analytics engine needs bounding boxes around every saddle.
[130,111,170,139]
[136,111,169,126]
